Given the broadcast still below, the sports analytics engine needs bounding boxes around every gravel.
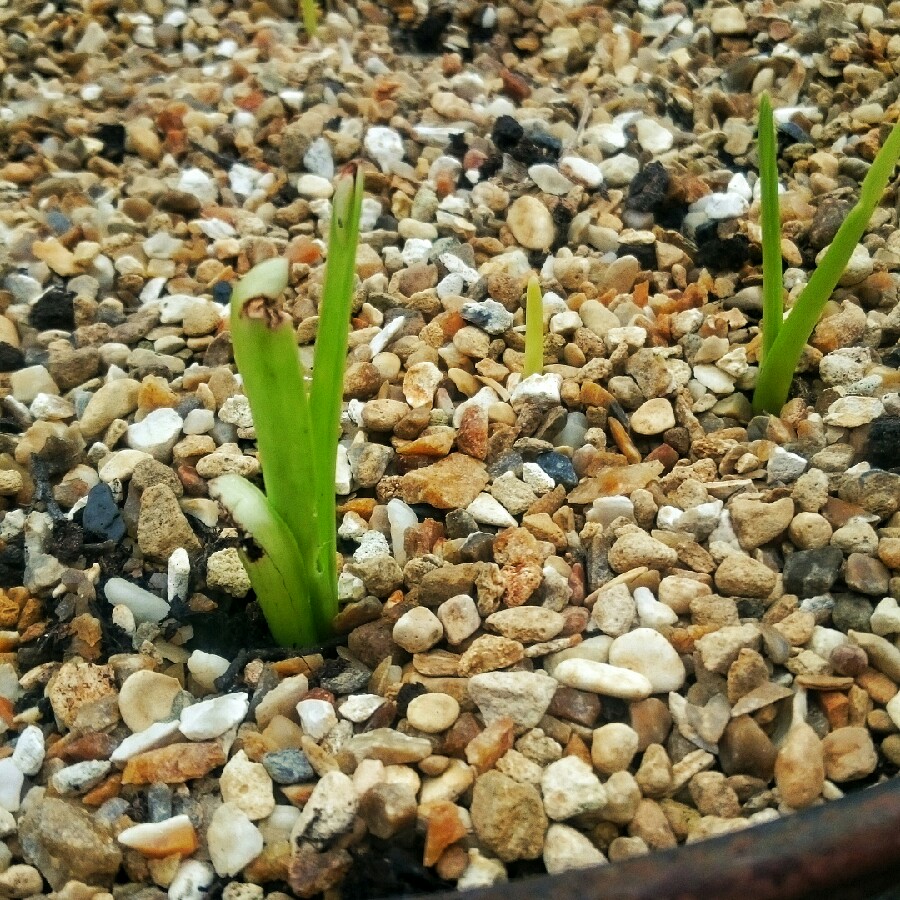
[0,0,899,894]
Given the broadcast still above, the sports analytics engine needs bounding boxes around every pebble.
[466,493,518,528]
[468,671,558,728]
[207,803,263,877]
[631,398,675,435]
[608,628,685,692]
[168,860,215,900]
[0,759,23,812]
[105,577,169,624]
[775,719,824,809]
[118,669,182,732]
[541,756,607,819]
[220,750,275,820]
[118,815,198,858]
[506,196,555,249]
[50,760,111,795]
[470,771,547,862]
[553,659,653,700]
[263,750,315,785]
[291,771,358,848]
[824,397,884,427]
[110,720,182,764]
[179,692,249,740]
[543,824,606,873]
[393,606,444,653]
[11,725,45,776]
[821,727,878,782]
[406,693,460,733]
[437,594,482,645]
[297,698,338,741]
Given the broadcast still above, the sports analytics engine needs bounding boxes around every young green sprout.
[300,0,318,38]
[753,95,900,415]
[523,275,544,377]
[211,165,364,646]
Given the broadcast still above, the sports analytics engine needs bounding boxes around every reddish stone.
[423,802,468,866]
[82,774,123,807]
[644,442,679,472]
[48,732,120,763]
[548,686,601,727]
[442,712,482,759]
[122,742,226,784]
[465,716,515,773]
[456,405,489,461]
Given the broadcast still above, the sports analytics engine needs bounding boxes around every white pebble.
[180,693,249,741]
[168,859,214,900]
[466,493,517,528]
[187,650,230,692]
[609,628,686,692]
[297,698,338,741]
[110,720,181,764]
[207,803,263,877]
[553,659,653,700]
[105,578,170,624]
[11,725,44,776]
[0,759,23,811]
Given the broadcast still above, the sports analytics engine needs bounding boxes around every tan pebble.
[118,669,181,733]
[774,722,824,808]
[591,723,639,775]
[406,693,460,733]
[821,726,878,782]
[506,196,556,250]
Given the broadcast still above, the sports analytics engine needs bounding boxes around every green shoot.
[212,165,364,646]
[300,0,318,38]
[752,110,900,415]
[523,275,544,377]
[758,92,783,365]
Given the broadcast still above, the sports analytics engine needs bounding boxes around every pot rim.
[408,777,900,900]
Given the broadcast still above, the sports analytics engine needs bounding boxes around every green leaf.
[210,475,316,647]
[758,91,784,365]
[523,275,544,377]
[753,118,900,414]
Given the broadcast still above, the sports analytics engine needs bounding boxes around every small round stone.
[393,606,444,653]
[506,196,556,250]
[406,693,460,733]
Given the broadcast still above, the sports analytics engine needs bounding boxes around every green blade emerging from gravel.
[209,474,316,647]
[753,118,900,414]
[758,92,783,365]
[308,164,364,637]
[523,275,544,377]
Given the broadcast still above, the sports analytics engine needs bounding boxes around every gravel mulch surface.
[1,0,900,897]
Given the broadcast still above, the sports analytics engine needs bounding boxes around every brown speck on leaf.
[242,295,291,330]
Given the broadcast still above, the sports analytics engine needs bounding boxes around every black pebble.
[625,160,670,213]
[865,416,900,471]
[30,285,75,331]
[96,123,127,164]
[492,114,524,153]
[411,10,451,53]
[395,682,427,718]
[82,482,127,542]
[694,223,752,272]
[0,343,24,372]
[0,532,25,588]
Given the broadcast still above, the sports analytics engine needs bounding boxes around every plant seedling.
[211,165,364,646]
[523,275,544,377]
[300,0,318,38]
[753,93,900,415]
